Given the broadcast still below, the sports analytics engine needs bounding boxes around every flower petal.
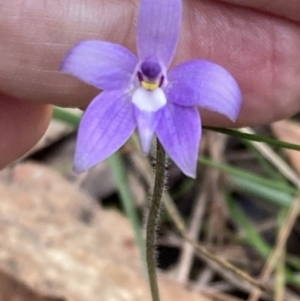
[167,60,242,121]
[137,0,182,68]
[132,87,167,112]
[134,107,163,154]
[61,40,138,90]
[156,103,201,178]
[74,90,136,172]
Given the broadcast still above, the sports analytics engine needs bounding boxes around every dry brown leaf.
[271,119,300,174]
[0,163,215,301]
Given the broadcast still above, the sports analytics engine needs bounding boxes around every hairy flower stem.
[146,140,167,301]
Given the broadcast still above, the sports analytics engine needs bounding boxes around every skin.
[0,0,299,168]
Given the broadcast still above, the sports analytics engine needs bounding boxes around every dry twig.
[239,128,300,301]
[176,175,209,284]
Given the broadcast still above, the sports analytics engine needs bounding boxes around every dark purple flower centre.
[141,60,161,80]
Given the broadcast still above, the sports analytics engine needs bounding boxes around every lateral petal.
[61,40,138,90]
[74,90,136,172]
[156,103,201,178]
[167,60,242,121]
[137,0,182,68]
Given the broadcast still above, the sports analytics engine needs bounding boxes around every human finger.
[0,0,299,127]
[0,94,52,168]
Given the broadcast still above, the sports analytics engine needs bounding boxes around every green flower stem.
[146,140,167,301]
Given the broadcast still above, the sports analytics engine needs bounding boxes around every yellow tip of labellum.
[141,81,159,91]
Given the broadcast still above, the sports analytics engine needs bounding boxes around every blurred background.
[0,107,300,301]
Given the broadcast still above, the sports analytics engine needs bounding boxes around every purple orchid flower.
[61,0,242,178]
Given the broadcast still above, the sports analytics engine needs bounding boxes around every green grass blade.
[53,107,81,127]
[108,153,146,268]
[226,195,270,257]
[53,108,300,153]
[227,195,300,285]
[171,178,194,199]
[204,126,300,152]
[199,157,296,206]
[231,177,294,207]
[53,107,146,266]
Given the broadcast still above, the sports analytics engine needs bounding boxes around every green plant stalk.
[226,194,270,257]
[53,107,300,153]
[204,126,300,151]
[231,177,293,207]
[108,153,146,268]
[53,107,81,127]
[199,156,296,207]
[146,140,166,301]
[53,108,147,268]
[275,209,287,299]
[227,195,300,285]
